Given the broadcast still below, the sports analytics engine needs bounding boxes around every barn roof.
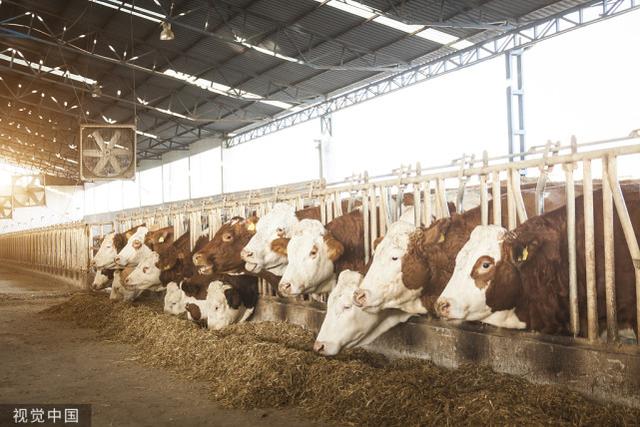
[0,0,617,178]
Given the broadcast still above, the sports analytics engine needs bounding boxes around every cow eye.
[310,246,318,256]
[392,256,398,261]
[482,262,491,269]
[342,304,352,310]
[143,266,149,273]
[214,306,219,311]
[223,233,233,242]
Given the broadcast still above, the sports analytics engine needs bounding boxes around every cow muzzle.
[313,341,326,355]
[352,289,369,308]
[278,282,292,296]
[434,297,451,318]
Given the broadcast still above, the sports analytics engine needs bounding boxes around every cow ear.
[511,240,538,266]
[324,233,344,262]
[159,230,173,243]
[271,237,290,256]
[422,218,451,246]
[223,287,242,309]
[372,235,384,252]
[185,303,201,320]
[245,215,259,232]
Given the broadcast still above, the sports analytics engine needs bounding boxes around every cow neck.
[316,274,336,294]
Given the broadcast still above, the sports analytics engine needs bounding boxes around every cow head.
[156,230,196,272]
[242,203,298,275]
[436,225,507,321]
[192,216,258,274]
[125,251,161,290]
[314,270,412,356]
[277,219,343,296]
[164,282,186,315]
[92,233,118,269]
[353,221,426,314]
[115,227,152,267]
[437,221,558,330]
[144,227,174,252]
[91,268,114,290]
[109,267,139,301]
[204,280,252,330]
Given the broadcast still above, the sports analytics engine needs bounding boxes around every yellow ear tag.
[521,246,528,261]
[247,222,256,232]
[438,233,445,243]
[158,236,164,243]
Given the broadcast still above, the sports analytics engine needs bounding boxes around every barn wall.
[254,297,640,409]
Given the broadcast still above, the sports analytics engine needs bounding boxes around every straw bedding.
[42,293,640,426]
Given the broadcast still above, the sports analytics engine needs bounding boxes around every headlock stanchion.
[0,133,639,354]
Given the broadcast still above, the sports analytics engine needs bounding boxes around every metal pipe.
[506,171,516,230]
[369,186,378,251]
[511,169,528,224]
[582,159,598,341]
[602,157,618,342]
[424,180,432,227]
[564,163,579,336]
[492,171,501,226]
[362,188,370,265]
[606,156,640,339]
[414,181,422,227]
[480,174,488,226]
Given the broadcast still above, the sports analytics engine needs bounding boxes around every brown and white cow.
[436,189,639,336]
[170,273,258,328]
[91,225,143,269]
[192,216,259,274]
[91,268,115,290]
[158,234,210,285]
[353,189,566,314]
[275,209,367,296]
[241,203,321,275]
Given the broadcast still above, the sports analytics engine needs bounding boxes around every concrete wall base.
[254,297,640,409]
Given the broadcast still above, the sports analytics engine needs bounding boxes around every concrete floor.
[0,265,319,427]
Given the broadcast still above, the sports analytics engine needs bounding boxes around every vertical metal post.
[602,157,618,341]
[492,171,502,226]
[362,187,370,265]
[369,186,378,250]
[564,163,579,336]
[582,159,598,341]
[606,156,640,339]
[506,171,516,229]
[424,180,432,227]
[480,175,488,226]
[506,49,526,160]
[511,169,528,224]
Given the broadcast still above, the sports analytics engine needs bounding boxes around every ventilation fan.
[80,124,136,181]
[12,175,46,208]
[0,195,12,219]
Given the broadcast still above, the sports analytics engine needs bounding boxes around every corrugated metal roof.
[0,0,600,175]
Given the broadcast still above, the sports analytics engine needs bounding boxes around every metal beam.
[227,0,639,147]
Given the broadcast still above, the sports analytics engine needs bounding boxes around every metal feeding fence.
[0,131,639,345]
[0,222,92,287]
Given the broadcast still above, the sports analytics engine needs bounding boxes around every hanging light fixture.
[160,21,174,40]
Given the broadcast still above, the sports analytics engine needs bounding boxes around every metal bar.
[423,180,432,227]
[227,1,640,147]
[369,186,378,247]
[506,171,516,230]
[492,171,502,226]
[362,187,370,265]
[564,163,579,336]
[606,155,640,339]
[602,157,618,342]
[480,174,488,226]
[512,169,528,224]
[582,159,598,342]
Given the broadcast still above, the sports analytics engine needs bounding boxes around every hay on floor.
[42,293,640,426]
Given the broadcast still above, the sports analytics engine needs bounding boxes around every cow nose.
[114,256,121,264]
[352,289,368,307]
[241,249,253,258]
[278,282,291,295]
[435,298,451,318]
[313,341,326,354]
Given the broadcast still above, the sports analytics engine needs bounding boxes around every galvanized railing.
[0,222,93,288]
[113,132,640,344]
[1,132,638,345]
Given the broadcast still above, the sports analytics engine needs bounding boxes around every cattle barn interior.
[1,0,640,425]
